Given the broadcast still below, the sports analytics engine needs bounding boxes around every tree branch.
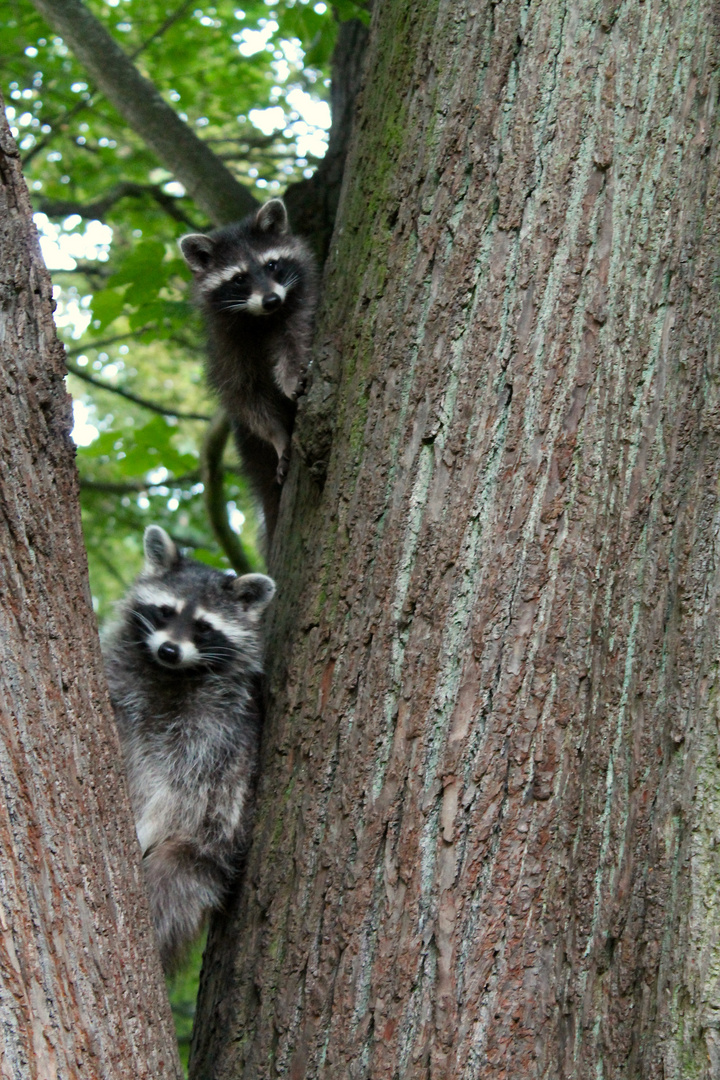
[22,3,194,169]
[284,16,370,259]
[79,471,201,494]
[65,330,149,358]
[128,0,196,61]
[201,410,252,574]
[36,180,200,226]
[65,356,211,421]
[29,0,257,224]
[203,133,280,151]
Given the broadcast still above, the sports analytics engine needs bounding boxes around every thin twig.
[80,471,201,494]
[65,329,152,358]
[55,261,111,282]
[37,181,198,225]
[128,0,196,60]
[65,356,211,421]
[22,96,91,167]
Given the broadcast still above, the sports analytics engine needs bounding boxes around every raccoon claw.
[276,451,290,485]
[291,371,308,402]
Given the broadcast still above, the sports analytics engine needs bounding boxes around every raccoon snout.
[262,292,282,312]
[157,641,182,666]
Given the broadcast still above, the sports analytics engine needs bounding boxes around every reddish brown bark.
[191,0,720,1077]
[0,101,182,1078]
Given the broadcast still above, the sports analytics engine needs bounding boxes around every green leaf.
[90,287,128,330]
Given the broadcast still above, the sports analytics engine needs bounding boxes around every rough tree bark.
[0,102,182,1078]
[191,0,720,1078]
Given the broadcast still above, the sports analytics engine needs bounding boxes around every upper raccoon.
[180,199,318,541]
[102,525,276,974]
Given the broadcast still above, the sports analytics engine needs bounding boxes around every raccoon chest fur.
[205,326,296,455]
[122,698,254,858]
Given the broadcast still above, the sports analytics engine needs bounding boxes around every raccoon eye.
[194,618,212,635]
[265,260,278,274]
[232,271,248,284]
[159,605,175,619]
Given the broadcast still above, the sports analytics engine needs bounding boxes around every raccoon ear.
[255,199,288,236]
[229,572,276,615]
[143,526,180,573]
[179,233,215,273]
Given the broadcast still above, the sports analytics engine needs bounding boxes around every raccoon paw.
[276,450,290,485]
[290,371,308,402]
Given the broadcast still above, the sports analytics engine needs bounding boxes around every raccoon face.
[129,590,235,671]
[207,250,301,318]
[127,526,275,672]
[179,199,308,319]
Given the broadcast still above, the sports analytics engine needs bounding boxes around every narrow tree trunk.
[0,102,182,1079]
[194,0,720,1076]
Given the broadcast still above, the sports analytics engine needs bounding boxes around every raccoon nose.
[157,641,181,665]
[262,292,281,312]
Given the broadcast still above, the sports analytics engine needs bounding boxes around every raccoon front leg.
[272,335,310,402]
[143,840,226,974]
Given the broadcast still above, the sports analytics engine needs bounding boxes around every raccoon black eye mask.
[180,198,318,543]
[101,524,275,973]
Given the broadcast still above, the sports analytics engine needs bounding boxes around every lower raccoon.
[102,525,275,973]
[179,199,318,542]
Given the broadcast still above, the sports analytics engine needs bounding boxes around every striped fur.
[102,526,275,973]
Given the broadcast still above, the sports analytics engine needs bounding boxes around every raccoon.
[102,525,276,974]
[179,199,318,541]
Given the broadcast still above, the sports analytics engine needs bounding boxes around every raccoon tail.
[143,840,227,975]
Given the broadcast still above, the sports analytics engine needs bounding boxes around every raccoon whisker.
[200,651,241,663]
[132,611,157,635]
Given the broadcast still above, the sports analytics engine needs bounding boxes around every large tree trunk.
[191,0,720,1077]
[0,102,182,1078]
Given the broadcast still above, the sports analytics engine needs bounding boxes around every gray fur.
[179,199,318,541]
[102,526,275,973]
